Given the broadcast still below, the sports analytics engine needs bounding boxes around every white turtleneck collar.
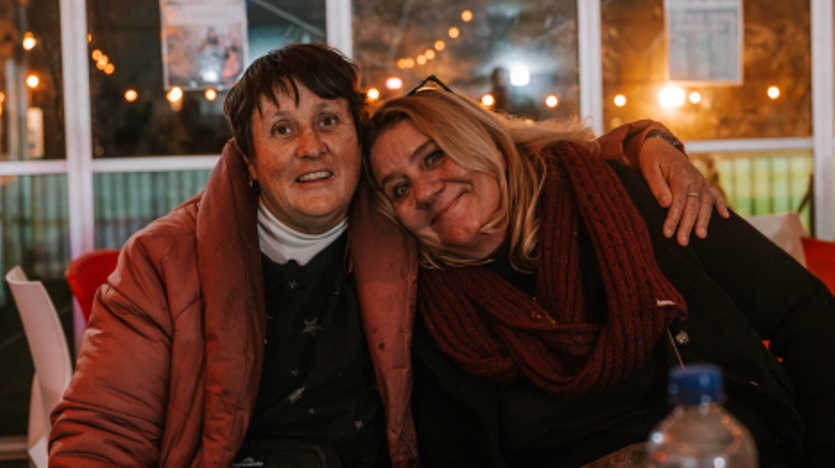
[257,201,348,266]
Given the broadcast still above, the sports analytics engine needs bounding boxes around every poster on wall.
[160,0,248,90]
[664,0,743,84]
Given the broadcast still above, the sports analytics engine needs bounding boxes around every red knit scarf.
[419,141,687,398]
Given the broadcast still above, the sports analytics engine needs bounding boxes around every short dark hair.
[222,43,367,160]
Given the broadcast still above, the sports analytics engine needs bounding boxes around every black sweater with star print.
[242,233,389,466]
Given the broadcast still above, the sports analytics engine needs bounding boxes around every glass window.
[0,174,72,436]
[602,0,811,140]
[94,170,210,248]
[86,0,326,158]
[692,149,813,228]
[0,0,65,161]
[353,0,579,119]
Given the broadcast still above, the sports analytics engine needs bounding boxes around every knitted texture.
[419,141,687,398]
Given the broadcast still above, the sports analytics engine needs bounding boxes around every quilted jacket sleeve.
[48,210,199,467]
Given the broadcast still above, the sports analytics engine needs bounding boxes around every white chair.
[5,266,73,467]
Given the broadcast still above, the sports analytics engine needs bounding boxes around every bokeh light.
[22,32,36,51]
[658,86,685,108]
[545,95,559,108]
[26,74,39,89]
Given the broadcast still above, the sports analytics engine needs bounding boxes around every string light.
[768,86,780,99]
[367,88,380,100]
[480,94,495,107]
[658,86,685,108]
[425,49,435,60]
[614,94,627,107]
[22,32,36,51]
[435,40,446,51]
[461,10,473,22]
[205,89,217,101]
[124,89,138,102]
[166,87,183,103]
[689,91,701,104]
[26,74,40,89]
[386,77,403,90]
[448,27,460,39]
[545,95,559,108]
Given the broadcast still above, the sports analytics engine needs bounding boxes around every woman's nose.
[296,128,324,158]
[413,177,442,207]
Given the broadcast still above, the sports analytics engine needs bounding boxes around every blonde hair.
[365,88,597,270]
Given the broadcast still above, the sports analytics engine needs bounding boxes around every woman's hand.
[639,137,730,246]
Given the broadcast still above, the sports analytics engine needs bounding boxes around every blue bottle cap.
[668,364,724,406]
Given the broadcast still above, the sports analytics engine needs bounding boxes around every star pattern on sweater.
[290,369,300,377]
[354,420,364,429]
[303,318,324,337]
[288,279,298,290]
[287,386,305,404]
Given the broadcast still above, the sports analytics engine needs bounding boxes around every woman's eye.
[425,150,443,166]
[391,183,409,200]
[272,124,292,136]
[321,115,339,127]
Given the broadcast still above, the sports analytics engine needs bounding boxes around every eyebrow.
[378,138,435,190]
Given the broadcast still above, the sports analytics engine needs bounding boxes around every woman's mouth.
[296,170,333,183]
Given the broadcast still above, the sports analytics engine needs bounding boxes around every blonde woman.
[361,78,834,466]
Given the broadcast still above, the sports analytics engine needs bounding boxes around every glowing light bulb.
[386,77,403,90]
[509,65,530,87]
[205,89,217,101]
[689,91,701,104]
[124,89,138,102]
[26,74,39,89]
[435,40,446,51]
[22,32,36,51]
[416,55,427,65]
[367,88,380,100]
[167,87,183,103]
[614,94,627,107]
[481,94,495,107]
[545,95,559,108]
[448,27,460,39]
[461,10,473,22]
[658,86,685,108]
[768,86,780,99]
[425,49,435,60]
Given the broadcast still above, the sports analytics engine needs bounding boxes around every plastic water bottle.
[645,364,757,467]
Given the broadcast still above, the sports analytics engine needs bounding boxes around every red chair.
[800,236,835,294]
[65,249,120,322]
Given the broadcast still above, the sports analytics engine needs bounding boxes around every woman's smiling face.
[247,82,361,234]
[370,119,504,260]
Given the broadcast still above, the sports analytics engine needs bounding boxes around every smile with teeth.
[297,170,333,183]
